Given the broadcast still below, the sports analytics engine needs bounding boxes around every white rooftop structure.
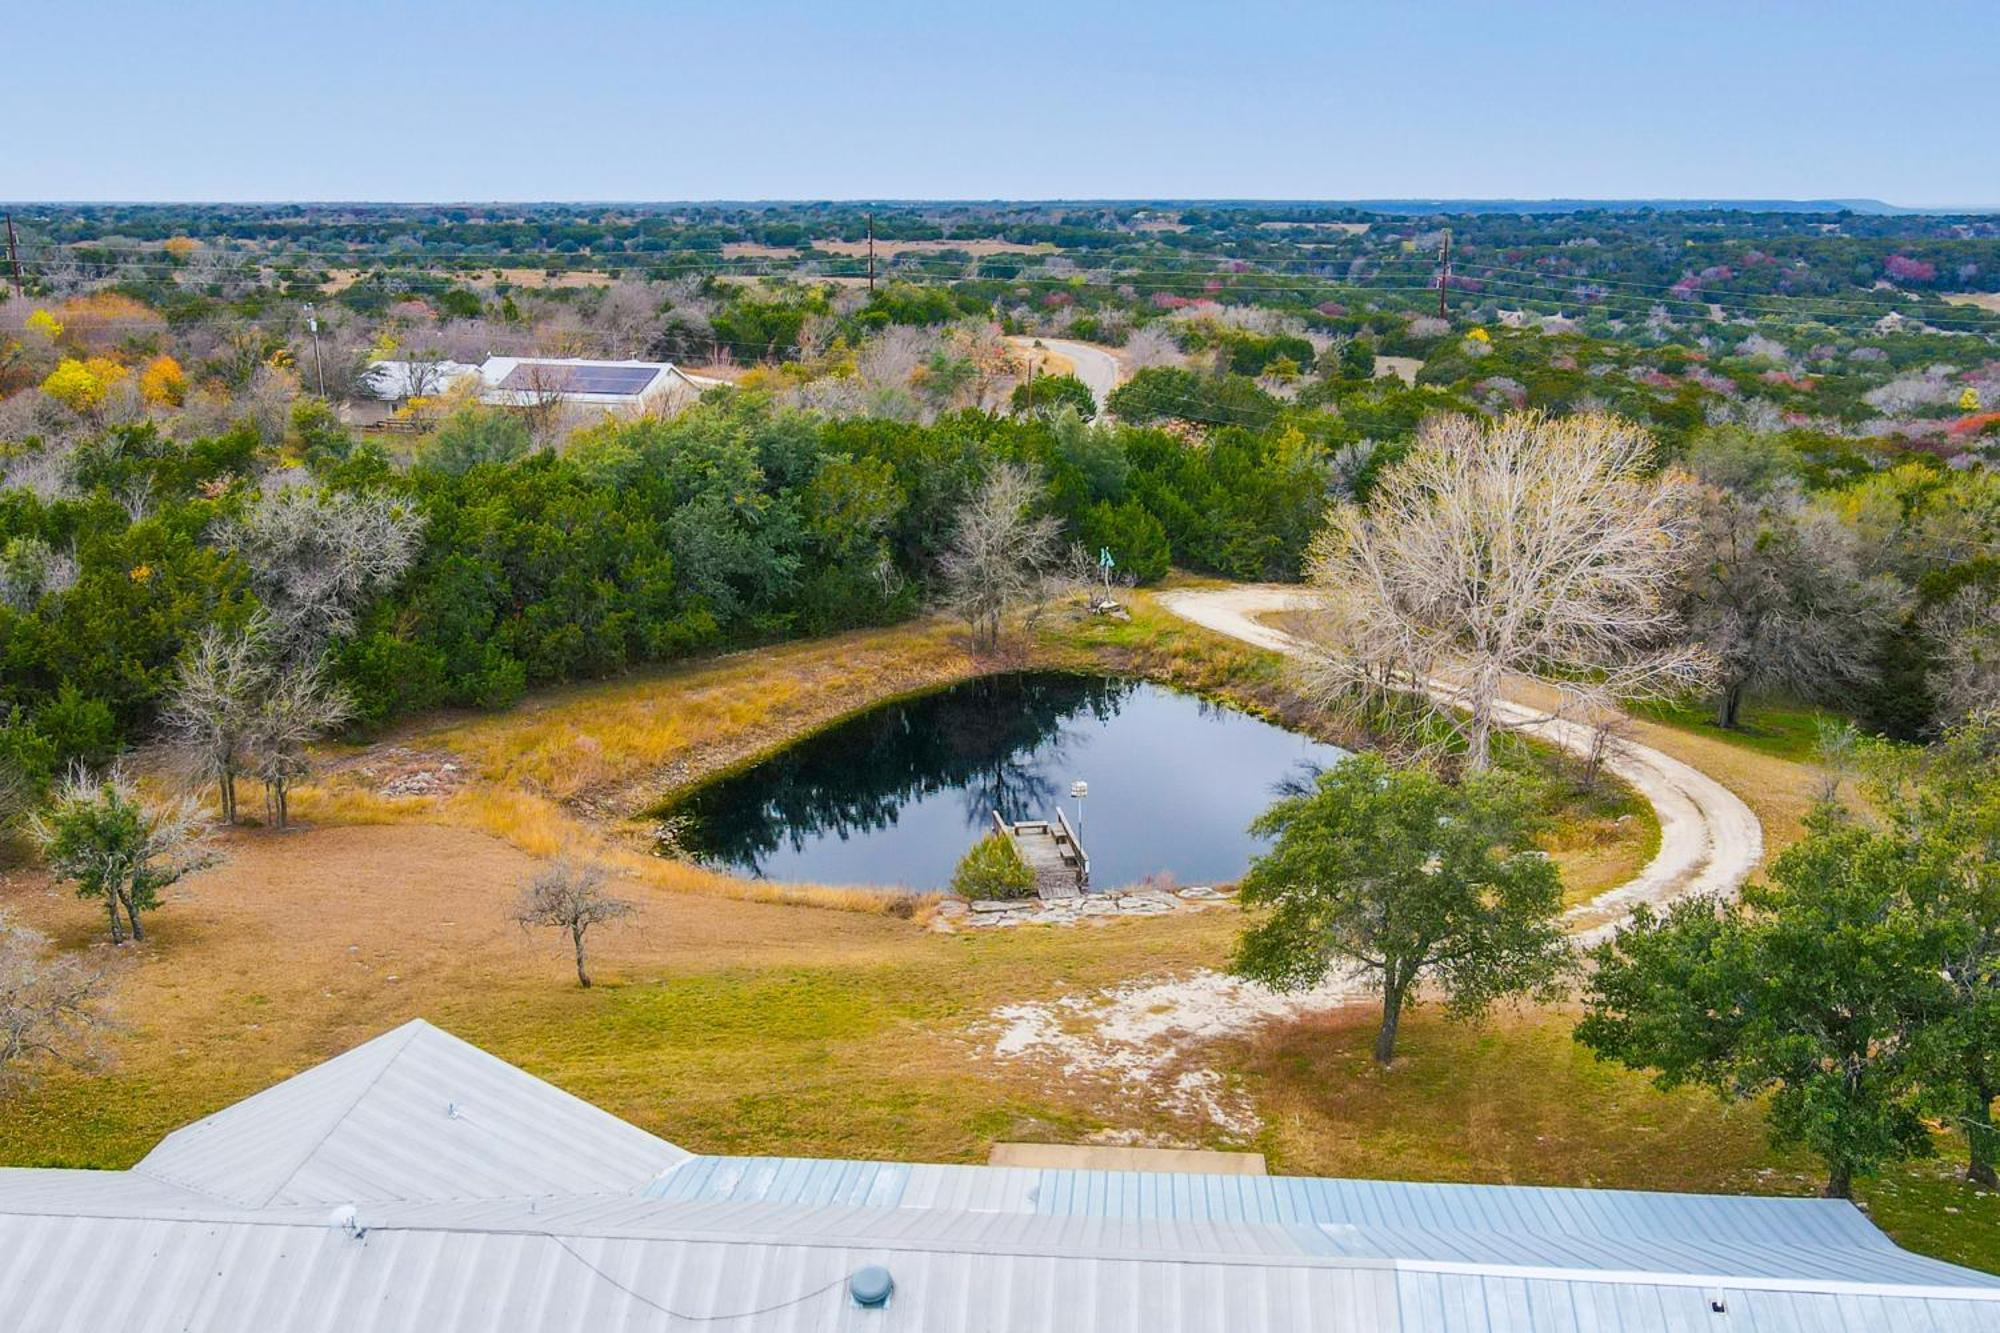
[475,357,715,412]
[358,358,481,402]
[2,1019,1995,1332]
[359,357,724,414]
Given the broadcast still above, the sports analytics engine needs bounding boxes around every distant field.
[1373,354,1423,384]
[319,266,613,292]
[1943,292,2000,312]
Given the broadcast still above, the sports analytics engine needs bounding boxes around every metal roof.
[2,1019,1995,1332]
[476,356,691,406]
[133,1020,687,1206]
[649,1155,1995,1292]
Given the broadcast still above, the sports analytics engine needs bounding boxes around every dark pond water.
[663,671,1348,892]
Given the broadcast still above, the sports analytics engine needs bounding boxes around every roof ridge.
[250,1020,426,1207]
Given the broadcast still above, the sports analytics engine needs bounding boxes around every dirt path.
[1156,584,1763,938]
[985,586,1764,1119]
[1008,336,1124,410]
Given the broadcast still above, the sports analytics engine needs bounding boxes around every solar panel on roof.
[496,363,663,396]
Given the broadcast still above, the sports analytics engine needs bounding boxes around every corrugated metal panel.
[2,1209,1996,1333]
[645,1155,1978,1289]
[653,1155,1863,1236]
[0,1167,217,1212]
[134,1020,686,1206]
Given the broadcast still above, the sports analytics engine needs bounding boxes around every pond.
[662,671,1349,892]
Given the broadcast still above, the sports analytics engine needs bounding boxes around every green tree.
[423,407,533,474]
[437,289,484,320]
[1106,366,1279,430]
[951,831,1036,901]
[1012,373,1096,421]
[1868,712,2000,1186]
[290,398,356,472]
[1578,808,1947,1198]
[1231,754,1569,1064]
[1079,500,1170,584]
[29,766,218,944]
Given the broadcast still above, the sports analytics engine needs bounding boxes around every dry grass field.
[1,590,1992,1272]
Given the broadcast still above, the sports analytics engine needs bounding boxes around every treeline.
[0,395,1336,776]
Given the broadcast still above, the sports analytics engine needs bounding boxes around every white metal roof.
[476,357,702,408]
[359,359,481,401]
[1,1019,1994,1332]
[132,1020,687,1206]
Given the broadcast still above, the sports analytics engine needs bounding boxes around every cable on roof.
[540,1233,855,1322]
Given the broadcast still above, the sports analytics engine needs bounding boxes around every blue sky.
[7,1,1994,205]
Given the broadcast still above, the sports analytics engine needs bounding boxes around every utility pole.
[303,303,327,397]
[4,214,22,300]
[1437,228,1452,322]
[865,212,875,293]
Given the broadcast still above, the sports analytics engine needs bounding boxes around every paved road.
[1157,585,1763,943]
[1008,336,1124,413]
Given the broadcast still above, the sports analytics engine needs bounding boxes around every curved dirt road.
[983,585,1765,1113]
[1008,336,1123,411]
[1156,585,1763,941]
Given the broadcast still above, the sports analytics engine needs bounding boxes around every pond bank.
[937,884,1235,931]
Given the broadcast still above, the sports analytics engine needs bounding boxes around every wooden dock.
[994,809,1089,900]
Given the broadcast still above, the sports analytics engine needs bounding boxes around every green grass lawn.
[1636,695,1839,763]
[1229,1004,2000,1273]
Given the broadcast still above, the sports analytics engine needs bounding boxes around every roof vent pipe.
[328,1204,367,1240]
[849,1266,894,1308]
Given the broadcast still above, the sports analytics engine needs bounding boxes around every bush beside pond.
[952,833,1036,900]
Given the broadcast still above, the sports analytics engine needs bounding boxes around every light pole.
[1069,780,1089,891]
[304,303,327,398]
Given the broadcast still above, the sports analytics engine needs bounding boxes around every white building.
[360,357,726,418]
[357,358,481,403]
[474,357,719,415]
[2,1019,1996,1331]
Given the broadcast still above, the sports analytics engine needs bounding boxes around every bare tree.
[1306,411,1709,771]
[515,361,572,449]
[0,916,110,1090]
[243,658,353,830]
[161,621,268,823]
[219,489,425,662]
[30,766,217,944]
[939,463,1063,651]
[1682,482,1905,728]
[1924,587,2000,727]
[512,858,636,988]
[586,281,667,355]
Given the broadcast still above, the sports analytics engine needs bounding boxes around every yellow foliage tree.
[1961,387,1982,413]
[139,355,188,407]
[162,236,200,261]
[42,357,130,415]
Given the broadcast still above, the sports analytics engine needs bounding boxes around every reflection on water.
[664,672,1347,892]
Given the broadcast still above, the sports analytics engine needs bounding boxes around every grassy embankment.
[0,591,1990,1273]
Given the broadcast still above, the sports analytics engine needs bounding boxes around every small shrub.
[951,832,1036,900]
